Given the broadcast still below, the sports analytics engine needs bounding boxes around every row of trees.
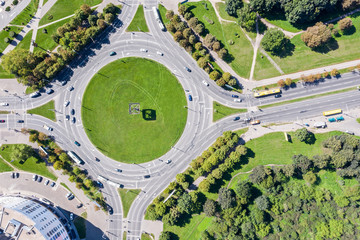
[1,3,119,89]
[24,128,106,209]
[165,7,236,88]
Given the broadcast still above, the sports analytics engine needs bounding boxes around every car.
[64,101,70,107]
[32,175,38,181]
[184,67,191,72]
[0,1,5,6]
[37,176,43,183]
[95,157,100,162]
[144,175,150,179]
[250,120,260,125]
[109,51,116,56]
[77,203,83,208]
[156,51,163,56]
[11,172,15,179]
[188,94,193,101]
[61,81,67,86]
[231,94,239,98]
[233,116,240,121]
[69,213,74,221]
[165,159,172,164]
[345,130,355,135]
[44,179,50,185]
[115,168,122,173]
[72,117,76,124]
[74,141,80,146]
[234,99,242,102]
[68,86,74,91]
[50,182,56,187]
[71,109,75,115]
[66,115,70,121]
[17,120,24,123]
[43,125,53,131]
[68,194,74,200]
[202,80,209,86]
[46,89,54,94]
[96,181,103,188]
[0,120,5,123]
[304,123,310,127]
[66,193,72,199]
[107,206,113,215]
[30,92,41,98]
[140,48,148,52]
[274,94,282,98]
[0,102,9,106]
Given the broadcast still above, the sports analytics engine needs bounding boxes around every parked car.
[0,1,5,6]
[144,175,150,179]
[15,172,19,178]
[11,172,15,179]
[188,94,193,101]
[64,101,70,107]
[46,89,54,94]
[0,120,5,123]
[50,182,56,187]
[74,141,80,147]
[202,80,209,86]
[0,102,9,106]
[109,51,116,56]
[156,51,163,56]
[107,206,113,215]
[32,175,38,181]
[345,130,354,135]
[72,117,76,124]
[71,109,75,115]
[61,81,67,86]
[77,203,83,208]
[95,157,100,162]
[30,92,41,98]
[37,176,43,183]
[66,115,70,121]
[44,179,50,185]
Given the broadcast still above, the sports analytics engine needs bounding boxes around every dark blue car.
[188,95,193,101]
[231,94,239,98]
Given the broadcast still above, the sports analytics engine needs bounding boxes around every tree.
[166,23,176,33]
[216,78,226,87]
[277,79,285,87]
[38,132,47,141]
[312,154,331,169]
[292,154,312,173]
[189,35,197,44]
[282,164,295,177]
[97,19,107,29]
[255,195,270,210]
[159,231,174,240]
[218,48,228,59]
[178,5,188,16]
[199,179,211,192]
[218,188,235,209]
[235,180,252,204]
[225,0,242,17]
[155,202,167,217]
[59,152,69,162]
[301,22,332,48]
[294,128,312,142]
[53,160,64,170]
[212,41,221,51]
[84,179,94,188]
[285,78,292,86]
[162,207,180,226]
[303,171,317,185]
[88,15,98,26]
[184,12,193,20]
[237,5,257,32]
[331,149,354,168]
[342,0,360,10]
[204,34,216,49]
[203,199,216,216]
[104,13,115,23]
[80,4,92,15]
[261,28,287,54]
[209,70,221,80]
[331,68,340,77]
[166,10,174,20]
[173,31,183,42]
[10,144,33,162]
[29,134,38,142]
[249,165,267,184]
[194,24,205,35]
[188,17,198,28]
[177,192,193,214]
[9,31,15,38]
[338,17,353,32]
[197,57,208,69]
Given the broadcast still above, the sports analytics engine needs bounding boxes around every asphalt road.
[0,0,360,239]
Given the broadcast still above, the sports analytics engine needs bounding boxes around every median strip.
[259,86,358,109]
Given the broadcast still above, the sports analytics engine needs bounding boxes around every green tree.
[80,4,92,15]
[261,28,287,55]
[294,128,313,143]
[166,10,174,20]
[225,0,242,16]
[218,188,235,209]
[155,202,167,217]
[194,23,205,35]
[255,195,270,211]
[218,48,228,59]
[159,231,173,240]
[249,165,267,184]
[235,180,252,204]
[292,154,312,173]
[177,192,192,214]
[237,5,257,32]
[53,160,64,170]
[103,3,117,14]
[199,179,211,192]
[303,171,317,185]
[178,5,188,16]
[209,70,221,80]
[203,199,216,216]
[162,207,180,226]
[10,144,33,162]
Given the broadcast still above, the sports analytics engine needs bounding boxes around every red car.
[0,120,5,123]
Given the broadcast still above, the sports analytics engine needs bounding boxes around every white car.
[140,48,148,52]
[165,159,172,164]
[234,99,242,102]
[43,125,53,131]
[156,51,163,56]
[202,80,209,86]
[64,100,70,107]
[0,103,9,106]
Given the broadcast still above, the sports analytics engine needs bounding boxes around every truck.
[250,120,260,125]
[314,122,327,128]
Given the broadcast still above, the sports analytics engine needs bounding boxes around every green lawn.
[82,58,187,163]
[35,19,70,52]
[126,5,149,32]
[74,215,86,239]
[27,100,56,121]
[11,0,40,25]
[118,189,141,218]
[234,127,248,136]
[141,233,152,240]
[0,157,14,172]
[215,2,236,21]
[25,87,36,94]
[158,4,170,25]
[123,232,127,240]
[264,13,303,33]
[185,1,253,78]
[0,26,23,53]
[213,101,247,122]
[271,12,360,75]
[253,51,281,80]
[0,144,57,180]
[164,214,213,240]
[357,118,360,124]
[0,65,15,79]
[15,30,33,50]
[39,0,102,26]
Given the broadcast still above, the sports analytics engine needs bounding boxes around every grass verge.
[0,144,57,180]
[123,231,127,240]
[253,50,281,80]
[0,156,14,172]
[0,111,10,114]
[259,86,357,109]
[215,2,236,21]
[25,87,35,95]
[0,65,14,79]
[213,101,247,122]
[126,5,149,32]
[118,189,141,218]
[15,30,33,50]
[357,118,360,124]
[27,100,56,121]
[74,215,86,239]
[11,0,40,25]
[141,233,152,240]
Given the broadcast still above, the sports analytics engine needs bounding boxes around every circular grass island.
[82,58,187,163]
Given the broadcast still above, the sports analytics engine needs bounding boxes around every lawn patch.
[15,30,33,50]
[27,100,56,121]
[82,58,187,163]
[0,144,57,180]
[215,2,236,21]
[0,65,15,79]
[158,4,170,25]
[0,26,23,53]
[0,157,14,172]
[213,101,247,122]
[126,5,149,32]
[253,51,281,80]
[141,233,152,240]
[118,189,141,218]
[35,19,70,52]
[39,0,102,26]
[11,0,40,26]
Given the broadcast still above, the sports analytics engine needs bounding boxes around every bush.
[42,29,47,34]
[4,37,10,43]
[13,0,18,5]
[338,17,353,32]
[9,31,15,38]
[5,6,10,11]
[47,14,53,20]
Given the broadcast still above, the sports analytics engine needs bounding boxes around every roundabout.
[81,57,187,163]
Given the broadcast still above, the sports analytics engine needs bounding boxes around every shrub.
[338,17,353,32]
[47,14,53,20]
[9,31,15,38]
[4,37,10,43]
[13,0,18,5]
[5,6,10,11]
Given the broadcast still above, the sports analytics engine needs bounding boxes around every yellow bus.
[323,109,342,116]
[254,88,281,98]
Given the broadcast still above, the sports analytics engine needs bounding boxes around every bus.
[152,7,166,31]
[254,89,281,98]
[67,151,84,165]
[323,109,342,116]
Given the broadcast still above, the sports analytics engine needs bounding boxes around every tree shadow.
[312,38,339,54]
[258,20,268,35]
[277,39,295,58]
[342,25,356,35]
[142,109,156,121]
